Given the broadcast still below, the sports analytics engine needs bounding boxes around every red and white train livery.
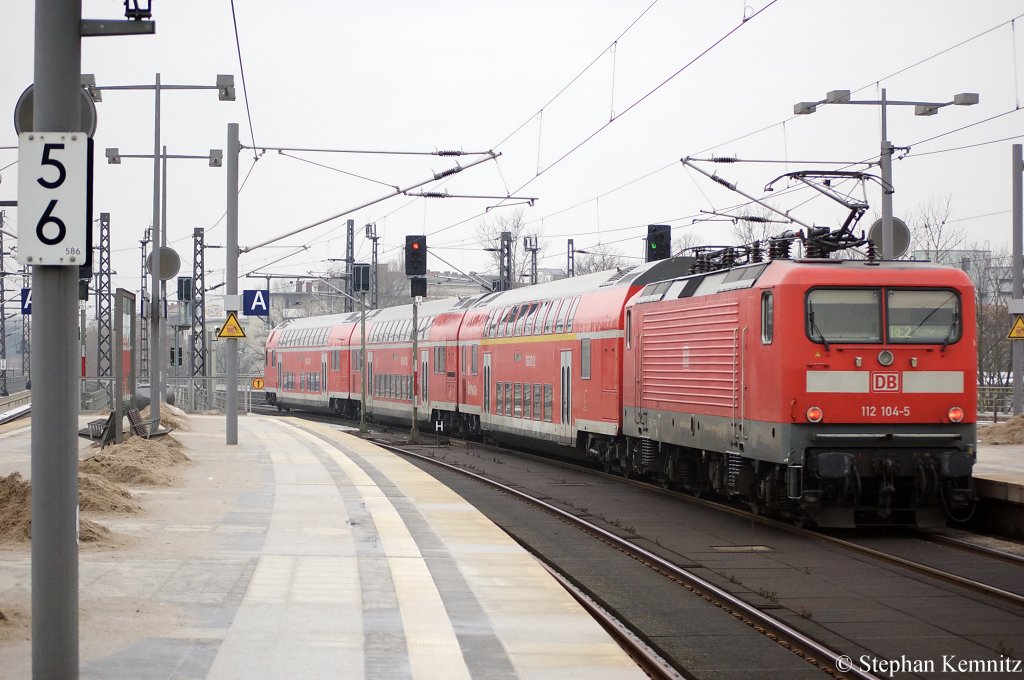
[264,252,976,527]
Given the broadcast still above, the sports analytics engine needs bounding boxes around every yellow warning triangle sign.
[218,311,246,339]
[1009,315,1024,340]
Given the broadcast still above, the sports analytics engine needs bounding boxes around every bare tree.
[672,228,705,255]
[909,194,963,260]
[731,205,790,246]
[574,242,628,276]
[475,208,545,286]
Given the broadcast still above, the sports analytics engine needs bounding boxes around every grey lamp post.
[105,146,222,419]
[794,88,978,259]
[91,74,233,430]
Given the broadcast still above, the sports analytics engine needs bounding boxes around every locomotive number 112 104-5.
[861,405,910,417]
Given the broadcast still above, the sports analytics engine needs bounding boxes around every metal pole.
[149,73,162,433]
[359,291,367,432]
[411,297,419,442]
[568,238,575,277]
[32,0,81,675]
[0,215,7,397]
[1013,144,1023,415]
[879,88,895,260]
[226,123,239,444]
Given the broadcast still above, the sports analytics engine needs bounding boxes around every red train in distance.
[264,243,976,528]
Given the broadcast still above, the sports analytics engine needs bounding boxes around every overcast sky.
[2,1,1024,298]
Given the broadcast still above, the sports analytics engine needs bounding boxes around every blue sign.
[20,288,31,315]
[243,289,270,317]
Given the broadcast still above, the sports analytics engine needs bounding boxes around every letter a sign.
[242,289,270,317]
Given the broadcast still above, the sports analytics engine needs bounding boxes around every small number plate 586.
[17,132,89,266]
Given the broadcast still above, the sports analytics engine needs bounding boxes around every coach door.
[366,352,374,414]
[321,352,328,397]
[483,353,492,415]
[420,349,429,406]
[560,349,572,442]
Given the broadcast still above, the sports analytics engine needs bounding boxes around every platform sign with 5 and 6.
[17,132,89,266]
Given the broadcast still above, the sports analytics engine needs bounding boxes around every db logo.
[871,372,901,392]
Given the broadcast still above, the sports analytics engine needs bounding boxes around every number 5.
[37,143,66,189]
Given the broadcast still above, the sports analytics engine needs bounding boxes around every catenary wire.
[230,0,259,160]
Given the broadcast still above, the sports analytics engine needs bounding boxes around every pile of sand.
[0,473,32,543]
[79,472,141,514]
[81,437,190,486]
[0,473,129,545]
[978,414,1024,445]
[140,402,189,432]
[0,605,29,642]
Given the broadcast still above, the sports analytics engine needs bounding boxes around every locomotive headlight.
[948,406,965,423]
[878,350,894,366]
[806,406,824,423]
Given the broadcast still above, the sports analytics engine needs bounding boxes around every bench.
[125,407,154,438]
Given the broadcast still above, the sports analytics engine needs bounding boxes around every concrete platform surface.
[0,415,645,679]
[975,442,1024,504]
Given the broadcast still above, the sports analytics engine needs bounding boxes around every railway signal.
[646,224,671,262]
[405,234,427,276]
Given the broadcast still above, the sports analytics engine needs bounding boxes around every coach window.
[581,338,592,379]
[496,308,507,337]
[531,301,546,335]
[761,292,774,344]
[887,289,961,344]
[806,288,882,344]
[533,385,542,419]
[503,383,512,415]
[625,310,632,349]
[524,383,533,419]
[543,385,553,421]
[497,382,504,414]
[514,305,526,336]
[503,308,516,337]
[555,298,571,333]
[514,383,523,417]
[545,300,561,334]
[462,345,467,373]
[566,297,581,332]
[471,345,479,375]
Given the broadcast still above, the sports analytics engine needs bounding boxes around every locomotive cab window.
[761,292,773,344]
[806,288,882,344]
[887,289,961,344]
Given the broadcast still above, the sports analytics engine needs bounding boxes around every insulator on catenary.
[711,175,736,190]
[710,156,739,163]
[433,166,461,180]
[436,150,463,156]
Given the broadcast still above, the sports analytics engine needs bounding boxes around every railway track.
[376,437,880,680]
[272,407,1024,608]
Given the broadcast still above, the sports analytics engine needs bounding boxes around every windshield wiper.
[907,293,956,340]
[808,310,830,351]
[941,310,959,350]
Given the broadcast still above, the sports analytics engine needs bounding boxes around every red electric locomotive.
[617,252,976,527]
[263,232,976,527]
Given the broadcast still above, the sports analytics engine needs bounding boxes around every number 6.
[36,199,67,245]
